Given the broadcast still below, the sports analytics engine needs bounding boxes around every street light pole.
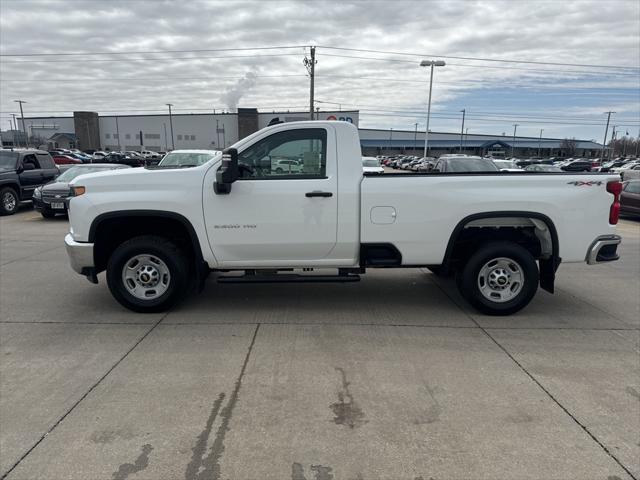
[414,123,418,154]
[389,128,393,152]
[14,100,28,147]
[511,124,519,158]
[420,60,446,157]
[459,109,466,152]
[166,103,175,150]
[115,116,121,151]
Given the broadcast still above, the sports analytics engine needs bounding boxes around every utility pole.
[216,119,220,148]
[163,123,168,150]
[511,124,519,158]
[166,103,175,150]
[635,129,640,157]
[115,116,121,151]
[10,114,19,147]
[538,129,544,157]
[304,46,317,120]
[389,128,393,152]
[14,100,28,147]
[610,125,618,159]
[420,60,446,157]
[601,111,614,161]
[414,123,418,154]
[459,109,466,152]
[622,130,628,157]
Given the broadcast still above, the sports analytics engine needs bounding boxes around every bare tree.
[560,137,578,157]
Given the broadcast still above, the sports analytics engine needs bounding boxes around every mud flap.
[539,256,561,293]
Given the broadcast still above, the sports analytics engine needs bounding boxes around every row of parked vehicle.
[376,154,640,179]
[48,148,166,168]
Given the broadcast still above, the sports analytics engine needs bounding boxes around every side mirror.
[214,148,239,195]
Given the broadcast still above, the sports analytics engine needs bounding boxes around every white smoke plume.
[221,71,258,112]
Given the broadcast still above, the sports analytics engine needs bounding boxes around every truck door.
[18,154,43,199]
[203,126,338,267]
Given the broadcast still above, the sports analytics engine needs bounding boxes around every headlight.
[71,186,86,197]
[33,187,42,199]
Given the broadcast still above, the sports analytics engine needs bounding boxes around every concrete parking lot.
[1,208,638,480]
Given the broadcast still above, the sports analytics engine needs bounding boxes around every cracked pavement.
[1,209,639,480]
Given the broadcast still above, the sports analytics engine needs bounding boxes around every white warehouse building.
[5,108,604,158]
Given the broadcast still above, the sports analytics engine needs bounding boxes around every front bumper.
[64,233,97,282]
[586,235,622,265]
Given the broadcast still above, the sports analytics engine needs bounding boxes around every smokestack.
[221,71,257,113]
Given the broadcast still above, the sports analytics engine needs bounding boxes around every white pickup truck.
[64,121,622,315]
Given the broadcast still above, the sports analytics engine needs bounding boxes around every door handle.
[305,191,333,198]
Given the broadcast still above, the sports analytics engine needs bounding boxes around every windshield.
[56,166,118,182]
[158,152,217,167]
[447,158,499,172]
[493,160,518,169]
[362,159,380,167]
[0,151,19,169]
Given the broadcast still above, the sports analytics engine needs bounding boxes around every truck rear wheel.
[457,242,538,316]
[106,235,189,313]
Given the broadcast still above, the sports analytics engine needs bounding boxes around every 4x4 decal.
[567,181,603,186]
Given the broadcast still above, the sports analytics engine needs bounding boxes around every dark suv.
[0,149,59,215]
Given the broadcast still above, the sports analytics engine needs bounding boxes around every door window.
[237,128,327,179]
[21,154,41,170]
[36,153,55,169]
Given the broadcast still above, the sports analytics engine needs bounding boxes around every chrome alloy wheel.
[121,254,171,300]
[477,257,524,303]
[2,191,16,212]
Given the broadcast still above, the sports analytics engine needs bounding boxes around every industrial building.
[1,108,604,158]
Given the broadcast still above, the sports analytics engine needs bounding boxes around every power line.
[316,46,640,71]
[318,54,640,77]
[0,53,303,64]
[0,45,307,57]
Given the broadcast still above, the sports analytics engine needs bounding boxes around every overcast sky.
[1,0,639,141]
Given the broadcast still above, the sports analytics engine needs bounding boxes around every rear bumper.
[586,235,622,265]
[64,234,97,281]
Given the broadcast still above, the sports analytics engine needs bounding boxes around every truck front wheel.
[457,242,538,316]
[106,235,189,313]
[0,187,18,215]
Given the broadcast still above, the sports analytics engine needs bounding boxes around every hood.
[41,181,71,192]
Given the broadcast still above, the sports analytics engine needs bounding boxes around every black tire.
[106,235,189,313]
[457,241,538,316]
[275,167,284,174]
[0,187,19,216]
[41,210,56,219]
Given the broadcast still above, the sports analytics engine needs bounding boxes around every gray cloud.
[0,0,638,139]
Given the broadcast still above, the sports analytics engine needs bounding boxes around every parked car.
[0,149,59,215]
[64,121,623,316]
[103,152,145,167]
[268,159,302,174]
[33,164,131,218]
[621,164,640,182]
[52,155,83,165]
[432,156,500,173]
[92,151,108,160]
[362,157,384,174]
[561,159,592,172]
[492,159,523,172]
[524,164,564,173]
[595,160,629,173]
[612,161,640,175]
[620,180,640,217]
[156,150,219,168]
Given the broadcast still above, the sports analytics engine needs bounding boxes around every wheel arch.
[89,210,208,288]
[442,211,560,293]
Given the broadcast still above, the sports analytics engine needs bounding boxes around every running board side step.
[217,273,361,284]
